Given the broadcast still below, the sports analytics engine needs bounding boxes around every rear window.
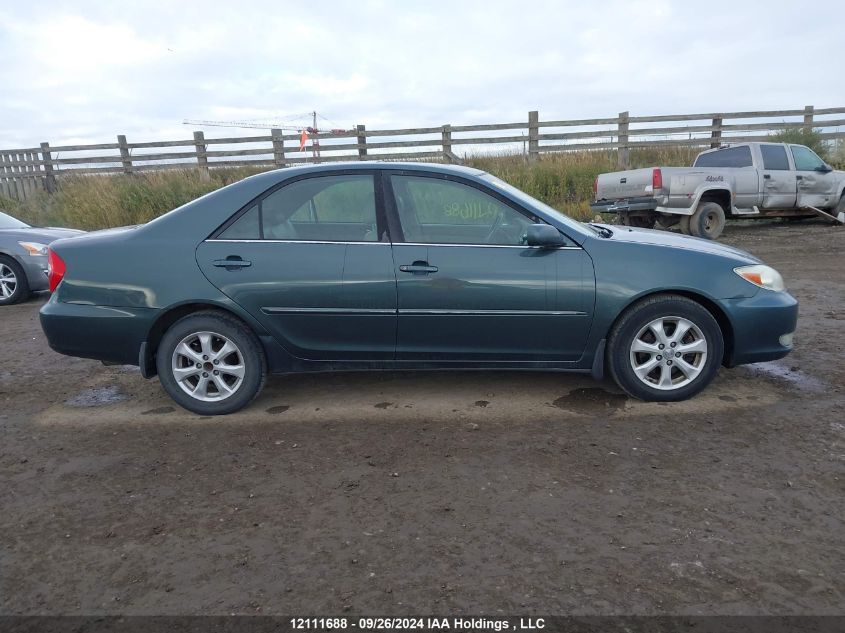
[760,144,790,170]
[694,146,753,168]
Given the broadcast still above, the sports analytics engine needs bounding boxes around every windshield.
[480,174,592,240]
[0,211,29,229]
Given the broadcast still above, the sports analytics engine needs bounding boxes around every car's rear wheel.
[156,311,266,415]
[0,256,30,306]
[607,294,724,401]
[688,201,726,239]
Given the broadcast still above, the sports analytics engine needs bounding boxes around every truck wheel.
[688,202,726,239]
[834,194,845,221]
[618,212,656,229]
[607,294,724,402]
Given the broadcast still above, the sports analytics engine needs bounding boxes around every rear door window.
[694,146,753,168]
[760,144,790,171]
[218,174,379,242]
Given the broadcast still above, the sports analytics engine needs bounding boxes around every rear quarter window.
[694,146,753,168]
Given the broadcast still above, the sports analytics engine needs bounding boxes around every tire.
[619,213,656,229]
[678,215,692,235]
[607,294,724,402]
[834,194,845,220]
[688,201,726,240]
[156,310,267,415]
[0,255,30,306]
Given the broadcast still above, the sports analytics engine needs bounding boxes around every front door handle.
[399,261,438,274]
[213,256,252,270]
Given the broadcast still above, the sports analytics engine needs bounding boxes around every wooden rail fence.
[2,105,844,201]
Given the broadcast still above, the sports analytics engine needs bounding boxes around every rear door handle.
[213,256,252,269]
[399,262,438,274]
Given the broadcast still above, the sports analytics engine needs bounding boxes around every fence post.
[24,152,33,199]
[441,125,453,162]
[803,105,814,132]
[117,135,132,174]
[356,125,368,159]
[617,111,630,169]
[528,110,539,163]
[270,128,286,168]
[710,116,723,149]
[40,142,57,193]
[0,153,6,199]
[193,131,210,181]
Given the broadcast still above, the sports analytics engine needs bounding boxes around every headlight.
[734,264,785,292]
[18,241,49,256]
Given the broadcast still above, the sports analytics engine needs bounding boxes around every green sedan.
[40,163,798,415]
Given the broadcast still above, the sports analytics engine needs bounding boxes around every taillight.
[47,249,66,293]
[652,168,663,190]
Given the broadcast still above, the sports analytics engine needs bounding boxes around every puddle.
[65,385,128,407]
[743,362,827,394]
[374,402,393,409]
[553,387,627,414]
[474,400,490,408]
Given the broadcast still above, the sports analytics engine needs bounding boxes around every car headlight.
[734,264,785,292]
[18,241,49,256]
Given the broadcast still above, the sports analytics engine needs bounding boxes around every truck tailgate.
[595,168,655,200]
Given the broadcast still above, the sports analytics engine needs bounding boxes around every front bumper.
[591,197,659,214]
[719,290,799,367]
[20,254,49,291]
[39,295,155,366]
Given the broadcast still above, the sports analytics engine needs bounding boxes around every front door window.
[391,175,536,245]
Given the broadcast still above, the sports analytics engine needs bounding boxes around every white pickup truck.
[591,142,845,239]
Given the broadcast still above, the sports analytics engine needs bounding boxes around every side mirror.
[817,163,834,173]
[525,224,565,247]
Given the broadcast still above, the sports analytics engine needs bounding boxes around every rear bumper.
[39,296,154,365]
[720,291,799,366]
[591,197,659,214]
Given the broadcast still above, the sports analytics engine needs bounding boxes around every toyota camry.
[40,163,798,414]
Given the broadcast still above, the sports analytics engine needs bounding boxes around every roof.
[260,160,486,177]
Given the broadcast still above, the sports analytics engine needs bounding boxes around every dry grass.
[3,147,700,229]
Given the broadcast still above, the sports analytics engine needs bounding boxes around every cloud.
[0,0,841,148]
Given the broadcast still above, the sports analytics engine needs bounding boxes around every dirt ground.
[1,220,843,616]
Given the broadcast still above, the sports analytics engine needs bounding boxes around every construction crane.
[182,111,352,161]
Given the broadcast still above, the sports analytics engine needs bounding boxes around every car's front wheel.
[0,256,30,306]
[607,295,724,401]
[156,311,266,415]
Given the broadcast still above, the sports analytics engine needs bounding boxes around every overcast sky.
[1,0,841,148]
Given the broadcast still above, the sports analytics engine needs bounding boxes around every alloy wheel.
[171,331,246,402]
[0,264,18,299]
[629,316,708,390]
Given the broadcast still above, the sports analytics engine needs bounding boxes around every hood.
[600,224,760,263]
[0,226,86,242]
